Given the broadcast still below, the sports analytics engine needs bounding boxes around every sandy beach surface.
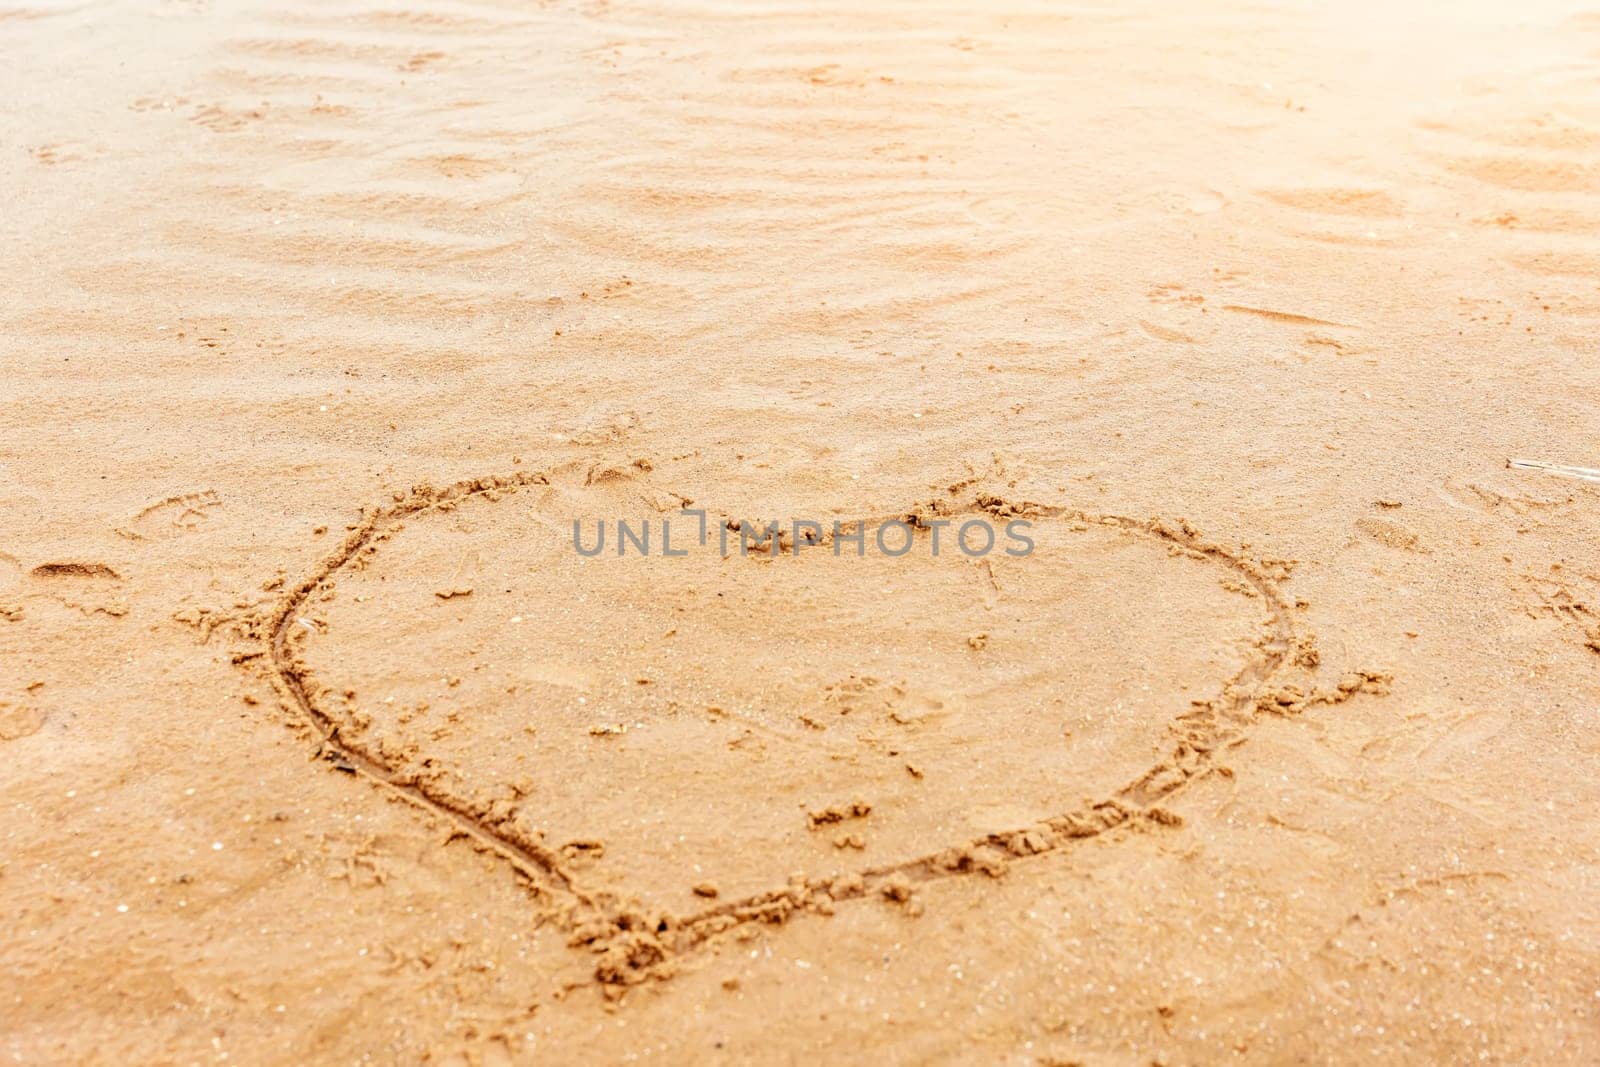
[4,0,1600,1062]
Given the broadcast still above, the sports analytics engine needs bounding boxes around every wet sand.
[3,0,1599,1062]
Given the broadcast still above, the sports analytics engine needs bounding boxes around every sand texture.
[3,0,1600,1062]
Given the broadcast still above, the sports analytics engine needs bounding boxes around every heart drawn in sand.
[261,466,1386,991]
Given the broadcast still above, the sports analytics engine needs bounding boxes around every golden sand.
[3,0,1599,1061]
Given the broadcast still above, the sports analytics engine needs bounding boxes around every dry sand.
[4,0,1600,1062]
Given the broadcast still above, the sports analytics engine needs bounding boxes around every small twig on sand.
[1508,459,1600,485]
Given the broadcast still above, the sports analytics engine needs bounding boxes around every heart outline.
[259,468,1386,992]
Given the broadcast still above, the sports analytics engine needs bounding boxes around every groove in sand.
[259,467,1388,990]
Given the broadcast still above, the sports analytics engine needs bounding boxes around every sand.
[4,0,1600,1062]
